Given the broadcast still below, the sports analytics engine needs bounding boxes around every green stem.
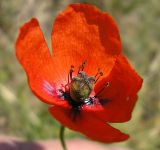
[59,125,67,150]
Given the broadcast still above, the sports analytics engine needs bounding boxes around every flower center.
[64,61,107,105]
[70,71,95,103]
[53,61,111,120]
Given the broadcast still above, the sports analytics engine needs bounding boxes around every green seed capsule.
[70,71,95,102]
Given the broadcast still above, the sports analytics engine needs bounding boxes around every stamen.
[69,65,74,80]
[95,68,103,83]
[65,65,74,92]
[68,65,74,83]
[94,82,110,98]
[95,68,101,78]
[78,60,87,73]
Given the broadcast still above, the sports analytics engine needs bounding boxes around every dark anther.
[95,68,103,83]
[95,68,100,78]
[78,60,87,73]
[68,65,74,84]
[69,65,74,80]
[94,82,110,98]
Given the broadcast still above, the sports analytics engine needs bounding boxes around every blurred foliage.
[0,0,160,150]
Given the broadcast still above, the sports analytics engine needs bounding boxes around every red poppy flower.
[16,4,143,143]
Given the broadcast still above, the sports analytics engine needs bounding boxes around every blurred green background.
[0,0,160,150]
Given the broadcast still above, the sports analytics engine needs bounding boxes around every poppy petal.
[49,106,129,143]
[16,18,68,106]
[84,55,143,122]
[51,3,122,76]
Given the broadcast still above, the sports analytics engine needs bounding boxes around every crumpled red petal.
[49,106,129,143]
[51,3,122,77]
[16,18,68,106]
[83,55,143,122]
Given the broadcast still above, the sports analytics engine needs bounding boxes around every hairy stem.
[59,125,67,150]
